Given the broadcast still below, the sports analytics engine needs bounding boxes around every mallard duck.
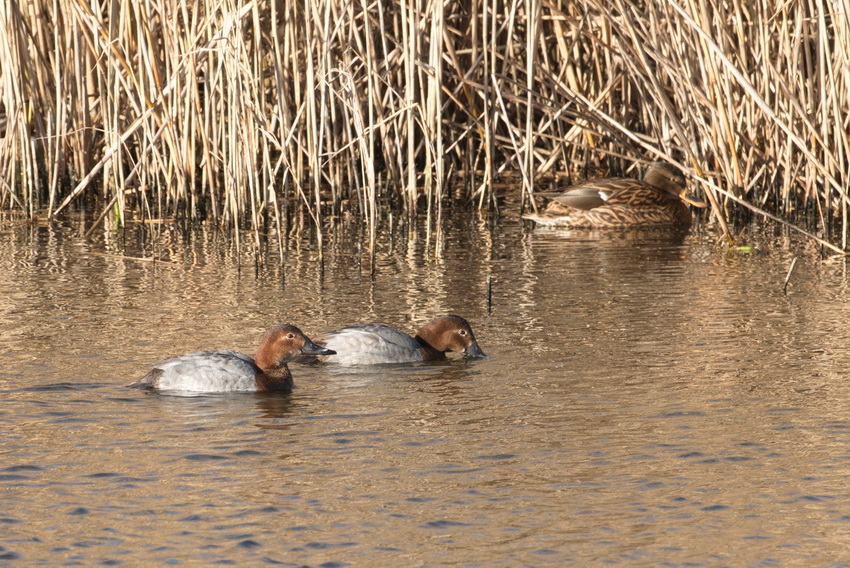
[523,162,706,228]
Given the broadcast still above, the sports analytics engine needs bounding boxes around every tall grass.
[0,0,848,252]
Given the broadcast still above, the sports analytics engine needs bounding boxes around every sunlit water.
[3,211,850,566]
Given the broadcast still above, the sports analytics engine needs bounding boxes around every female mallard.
[523,162,706,228]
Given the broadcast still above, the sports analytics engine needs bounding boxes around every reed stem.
[0,0,847,251]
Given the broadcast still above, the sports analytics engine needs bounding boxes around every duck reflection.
[529,225,690,247]
[253,391,296,421]
[134,389,296,428]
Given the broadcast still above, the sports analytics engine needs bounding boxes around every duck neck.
[254,350,294,391]
[255,364,294,391]
[414,334,447,361]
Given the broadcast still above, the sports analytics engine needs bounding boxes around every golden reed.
[0,0,847,252]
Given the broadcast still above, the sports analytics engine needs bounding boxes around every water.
[3,213,850,566]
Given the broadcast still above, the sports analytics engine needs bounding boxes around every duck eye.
[286,333,295,339]
[458,329,467,336]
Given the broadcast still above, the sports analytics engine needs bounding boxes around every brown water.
[3,212,850,566]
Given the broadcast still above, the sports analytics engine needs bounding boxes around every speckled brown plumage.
[524,162,705,229]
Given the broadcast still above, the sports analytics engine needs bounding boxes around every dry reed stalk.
[0,0,848,253]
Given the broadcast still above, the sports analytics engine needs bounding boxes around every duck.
[523,162,706,228]
[306,315,486,366]
[128,324,335,392]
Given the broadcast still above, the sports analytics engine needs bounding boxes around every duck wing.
[320,323,423,364]
[602,184,672,207]
[131,350,261,391]
[549,178,668,210]
[549,186,608,210]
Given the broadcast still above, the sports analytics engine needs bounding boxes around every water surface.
[2,214,850,566]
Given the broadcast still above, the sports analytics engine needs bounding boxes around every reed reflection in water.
[2,215,850,566]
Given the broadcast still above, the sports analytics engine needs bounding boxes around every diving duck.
[305,315,486,366]
[128,324,335,392]
[523,162,706,228]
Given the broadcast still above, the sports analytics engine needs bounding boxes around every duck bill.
[301,338,336,356]
[463,341,487,359]
[680,191,707,208]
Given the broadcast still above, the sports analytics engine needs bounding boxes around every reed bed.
[0,0,848,252]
